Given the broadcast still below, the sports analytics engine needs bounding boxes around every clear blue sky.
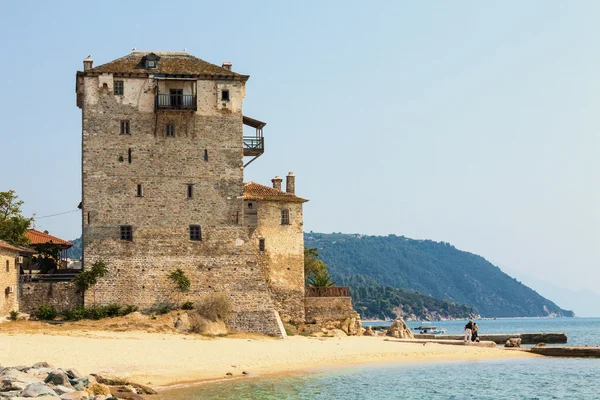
[1,1,598,312]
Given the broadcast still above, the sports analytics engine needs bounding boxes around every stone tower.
[76,51,284,336]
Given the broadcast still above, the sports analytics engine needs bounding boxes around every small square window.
[120,225,133,241]
[281,209,290,225]
[221,89,230,102]
[190,225,202,241]
[120,120,130,135]
[114,81,124,95]
[166,123,175,137]
[259,238,265,252]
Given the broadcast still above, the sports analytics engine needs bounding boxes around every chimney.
[83,56,93,71]
[271,176,282,191]
[222,61,232,71]
[286,172,295,195]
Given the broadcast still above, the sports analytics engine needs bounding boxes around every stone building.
[243,173,308,323]
[76,51,285,336]
[0,240,34,316]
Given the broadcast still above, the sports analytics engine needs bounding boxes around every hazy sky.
[1,1,598,309]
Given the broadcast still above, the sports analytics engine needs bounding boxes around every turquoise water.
[368,317,600,346]
[160,318,600,399]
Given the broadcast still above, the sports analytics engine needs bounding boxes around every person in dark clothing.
[464,320,473,342]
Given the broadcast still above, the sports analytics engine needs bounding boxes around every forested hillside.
[305,233,574,318]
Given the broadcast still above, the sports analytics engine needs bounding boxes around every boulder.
[86,383,111,396]
[127,382,156,395]
[65,369,83,380]
[363,326,375,336]
[2,379,28,391]
[0,390,23,398]
[45,370,72,387]
[31,362,53,369]
[91,375,127,386]
[174,313,190,332]
[505,338,522,348]
[21,382,59,397]
[386,318,414,339]
[108,387,144,400]
[69,378,89,391]
[53,385,75,395]
[59,391,90,400]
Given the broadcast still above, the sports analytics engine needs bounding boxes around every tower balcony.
[244,137,264,157]
[155,94,197,111]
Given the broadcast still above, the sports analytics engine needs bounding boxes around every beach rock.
[46,370,72,387]
[107,387,144,400]
[535,342,546,348]
[21,382,59,397]
[69,378,89,391]
[505,338,522,348]
[31,363,53,370]
[126,382,156,395]
[65,370,83,380]
[53,385,75,395]
[242,371,251,375]
[86,383,111,396]
[386,318,414,339]
[363,326,375,336]
[329,329,347,338]
[59,391,89,400]
[0,390,23,398]
[2,379,28,391]
[226,372,233,376]
[174,313,190,332]
[91,375,127,386]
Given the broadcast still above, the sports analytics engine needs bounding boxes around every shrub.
[188,311,209,334]
[72,260,108,293]
[9,311,19,321]
[169,269,190,292]
[37,304,58,320]
[63,306,87,321]
[86,306,107,320]
[196,294,232,322]
[284,324,297,336]
[181,301,194,310]
[105,304,122,317]
[121,304,139,315]
[157,304,171,315]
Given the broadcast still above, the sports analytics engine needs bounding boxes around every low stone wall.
[305,296,357,323]
[227,310,286,338]
[19,282,83,314]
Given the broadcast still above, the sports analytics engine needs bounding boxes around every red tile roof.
[26,229,73,248]
[243,182,308,203]
[0,239,35,254]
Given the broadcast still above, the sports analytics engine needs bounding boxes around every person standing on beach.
[471,323,479,342]
[464,320,473,342]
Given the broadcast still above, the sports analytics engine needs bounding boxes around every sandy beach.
[0,322,535,389]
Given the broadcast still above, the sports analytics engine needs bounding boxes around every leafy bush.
[37,304,58,320]
[169,268,190,292]
[157,304,171,315]
[62,304,138,321]
[196,294,232,322]
[72,260,108,292]
[284,324,296,336]
[181,301,194,310]
[9,311,19,321]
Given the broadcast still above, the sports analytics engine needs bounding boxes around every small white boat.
[413,322,447,335]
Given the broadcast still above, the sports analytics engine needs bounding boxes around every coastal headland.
[0,320,535,389]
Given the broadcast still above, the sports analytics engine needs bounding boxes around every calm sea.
[159,318,600,400]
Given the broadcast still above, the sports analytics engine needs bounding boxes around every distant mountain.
[305,232,574,318]
[67,237,82,260]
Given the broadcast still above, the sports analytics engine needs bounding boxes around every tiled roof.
[243,182,308,203]
[26,229,73,248]
[0,239,35,254]
[83,51,248,80]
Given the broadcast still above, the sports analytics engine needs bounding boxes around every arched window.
[281,209,290,225]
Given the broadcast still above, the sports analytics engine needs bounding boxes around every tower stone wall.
[77,52,284,336]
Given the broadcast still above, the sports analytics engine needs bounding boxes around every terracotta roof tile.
[243,182,308,203]
[84,51,248,80]
[26,229,73,248]
[0,239,35,254]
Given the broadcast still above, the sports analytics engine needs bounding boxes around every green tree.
[304,247,328,283]
[72,260,108,306]
[0,190,32,246]
[34,243,62,274]
[169,268,191,307]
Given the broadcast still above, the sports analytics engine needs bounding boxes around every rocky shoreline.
[0,363,155,399]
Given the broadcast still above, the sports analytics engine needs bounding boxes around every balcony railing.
[155,94,197,111]
[244,136,264,157]
[305,286,351,298]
